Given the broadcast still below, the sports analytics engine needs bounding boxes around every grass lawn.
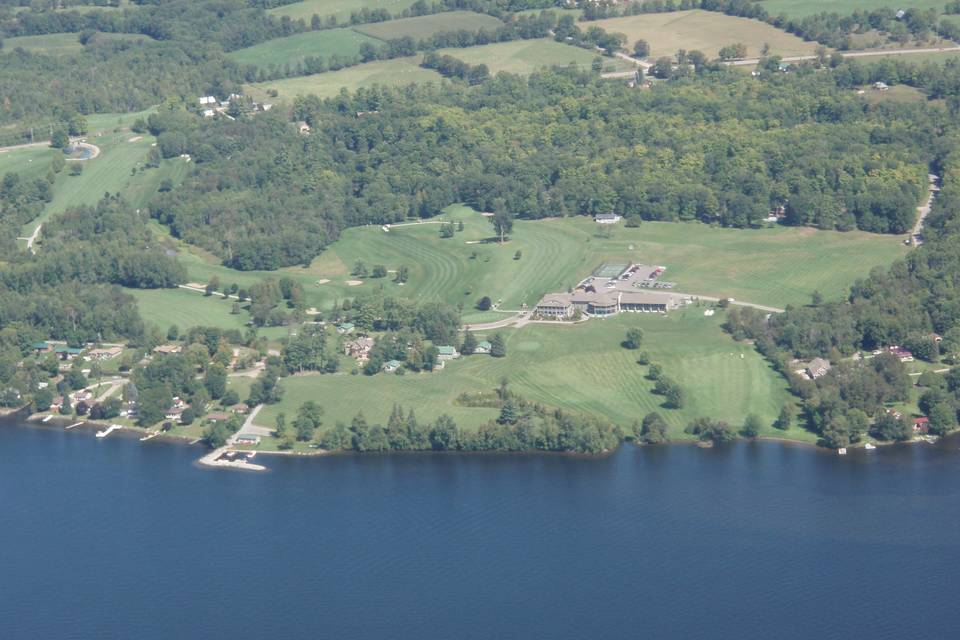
[0,32,153,55]
[354,11,504,40]
[169,204,907,325]
[756,1,944,19]
[437,39,631,74]
[227,28,381,69]
[594,10,821,59]
[245,57,441,101]
[267,0,418,22]
[18,132,162,241]
[129,287,293,341]
[0,145,59,182]
[258,309,809,441]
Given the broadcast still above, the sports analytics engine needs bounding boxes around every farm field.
[757,1,944,19]
[437,39,630,74]
[267,0,418,22]
[171,204,907,324]
[594,10,821,59]
[227,27,381,69]
[257,309,805,441]
[0,32,152,55]
[353,11,504,40]
[245,57,441,101]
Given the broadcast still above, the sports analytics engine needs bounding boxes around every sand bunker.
[315,279,330,285]
[346,280,363,286]
[128,136,143,142]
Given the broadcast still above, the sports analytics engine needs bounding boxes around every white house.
[594,213,621,224]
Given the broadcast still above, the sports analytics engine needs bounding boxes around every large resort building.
[535,263,689,319]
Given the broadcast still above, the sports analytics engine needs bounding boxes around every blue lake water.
[2,418,959,639]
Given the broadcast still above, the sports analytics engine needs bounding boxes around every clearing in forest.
[593,10,820,59]
[245,57,441,101]
[437,39,631,74]
[353,11,504,40]
[227,28,382,69]
[755,0,944,19]
[267,0,419,22]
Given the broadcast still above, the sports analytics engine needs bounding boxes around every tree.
[372,264,388,278]
[294,401,324,441]
[204,364,227,400]
[352,260,368,277]
[926,402,957,436]
[514,250,522,260]
[180,407,196,425]
[429,414,459,450]
[633,39,650,58]
[476,296,492,311]
[490,333,506,358]
[490,210,513,243]
[205,276,220,296]
[651,57,673,79]
[50,129,69,149]
[638,412,667,444]
[718,43,748,61]
[665,384,686,409]
[394,265,409,284]
[742,414,763,438]
[623,327,644,350]
[461,331,477,356]
[591,56,603,73]
[774,404,793,431]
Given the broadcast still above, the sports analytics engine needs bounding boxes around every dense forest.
[148,63,933,269]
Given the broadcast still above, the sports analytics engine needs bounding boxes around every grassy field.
[129,287,291,341]
[0,145,59,182]
[227,28,381,69]
[437,39,630,74]
[257,309,808,442]
[171,204,908,325]
[354,11,504,40]
[246,57,441,101]
[0,32,152,55]
[18,132,162,240]
[267,0,418,22]
[594,10,821,59]
[757,1,944,19]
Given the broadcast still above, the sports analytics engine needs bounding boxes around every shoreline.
[4,408,952,472]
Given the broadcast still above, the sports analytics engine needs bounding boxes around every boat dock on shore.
[95,424,122,439]
[197,446,267,472]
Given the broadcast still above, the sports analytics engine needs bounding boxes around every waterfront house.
[236,434,260,446]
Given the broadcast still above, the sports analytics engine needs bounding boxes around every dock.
[95,424,122,439]
[42,415,52,423]
[139,431,160,442]
[197,446,267,472]
[64,421,83,430]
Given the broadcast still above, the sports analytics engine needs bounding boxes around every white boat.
[864,443,877,450]
[837,448,847,455]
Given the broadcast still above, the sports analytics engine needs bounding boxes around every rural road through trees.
[729,45,960,66]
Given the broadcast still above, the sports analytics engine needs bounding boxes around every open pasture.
[594,10,821,59]
[757,1,944,19]
[0,32,152,55]
[245,57,441,102]
[267,0,419,22]
[353,11,504,40]
[437,38,630,74]
[259,310,805,440]
[227,28,381,69]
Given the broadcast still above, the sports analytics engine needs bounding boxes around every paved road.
[229,404,270,443]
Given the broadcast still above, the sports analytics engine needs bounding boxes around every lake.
[2,417,959,639]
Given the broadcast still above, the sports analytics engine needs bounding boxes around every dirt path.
[17,223,42,254]
[911,173,940,246]
[729,45,960,66]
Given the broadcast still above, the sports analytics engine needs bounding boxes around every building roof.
[33,342,49,349]
[477,340,492,350]
[54,346,84,354]
[437,346,457,356]
[807,357,831,373]
[338,322,355,330]
[384,359,401,368]
[618,291,674,306]
[206,412,232,422]
[595,213,620,220]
